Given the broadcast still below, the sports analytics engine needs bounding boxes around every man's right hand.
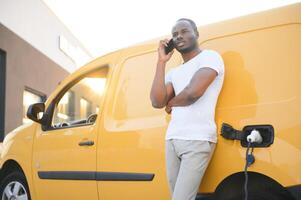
[158,39,174,63]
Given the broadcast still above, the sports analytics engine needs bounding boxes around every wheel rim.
[1,181,28,200]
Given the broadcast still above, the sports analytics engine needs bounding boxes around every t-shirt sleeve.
[199,50,224,75]
[165,69,174,84]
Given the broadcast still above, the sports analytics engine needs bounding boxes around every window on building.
[80,98,92,119]
[23,89,46,124]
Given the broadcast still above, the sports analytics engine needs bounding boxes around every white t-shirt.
[164,49,224,143]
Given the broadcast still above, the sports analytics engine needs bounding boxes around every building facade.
[0,0,92,140]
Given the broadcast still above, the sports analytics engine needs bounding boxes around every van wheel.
[214,172,295,200]
[0,171,31,200]
[215,191,295,200]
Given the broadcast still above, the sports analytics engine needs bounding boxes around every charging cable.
[244,129,263,200]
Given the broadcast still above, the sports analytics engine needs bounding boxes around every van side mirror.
[27,103,46,124]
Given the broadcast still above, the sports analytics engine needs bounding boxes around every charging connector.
[247,129,263,143]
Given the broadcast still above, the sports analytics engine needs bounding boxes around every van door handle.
[78,140,94,146]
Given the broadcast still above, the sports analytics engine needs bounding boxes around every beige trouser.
[165,139,216,200]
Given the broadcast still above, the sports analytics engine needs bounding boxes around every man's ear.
[195,30,199,38]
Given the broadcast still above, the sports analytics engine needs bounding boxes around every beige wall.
[0,23,69,135]
[0,0,92,71]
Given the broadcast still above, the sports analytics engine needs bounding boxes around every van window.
[51,68,108,128]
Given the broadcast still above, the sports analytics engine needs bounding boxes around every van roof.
[143,2,301,46]
[47,2,300,104]
[94,2,301,60]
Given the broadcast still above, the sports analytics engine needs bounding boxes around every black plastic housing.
[221,123,274,148]
[241,124,274,148]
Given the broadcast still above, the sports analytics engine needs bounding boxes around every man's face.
[171,20,199,54]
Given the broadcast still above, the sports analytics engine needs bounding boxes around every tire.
[0,171,31,200]
[214,172,296,200]
[214,191,295,200]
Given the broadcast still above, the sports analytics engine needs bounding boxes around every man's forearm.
[167,87,199,107]
[150,61,168,108]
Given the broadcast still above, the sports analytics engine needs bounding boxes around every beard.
[176,40,198,54]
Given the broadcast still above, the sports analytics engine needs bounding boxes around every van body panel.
[200,23,301,190]
[28,52,121,199]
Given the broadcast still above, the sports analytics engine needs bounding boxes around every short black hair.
[176,18,199,36]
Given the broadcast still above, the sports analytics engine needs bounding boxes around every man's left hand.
[165,104,172,114]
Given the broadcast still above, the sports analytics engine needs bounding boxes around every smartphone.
[164,39,175,54]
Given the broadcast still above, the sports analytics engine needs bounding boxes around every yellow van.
[0,3,300,200]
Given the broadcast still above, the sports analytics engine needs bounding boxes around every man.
[150,18,224,200]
